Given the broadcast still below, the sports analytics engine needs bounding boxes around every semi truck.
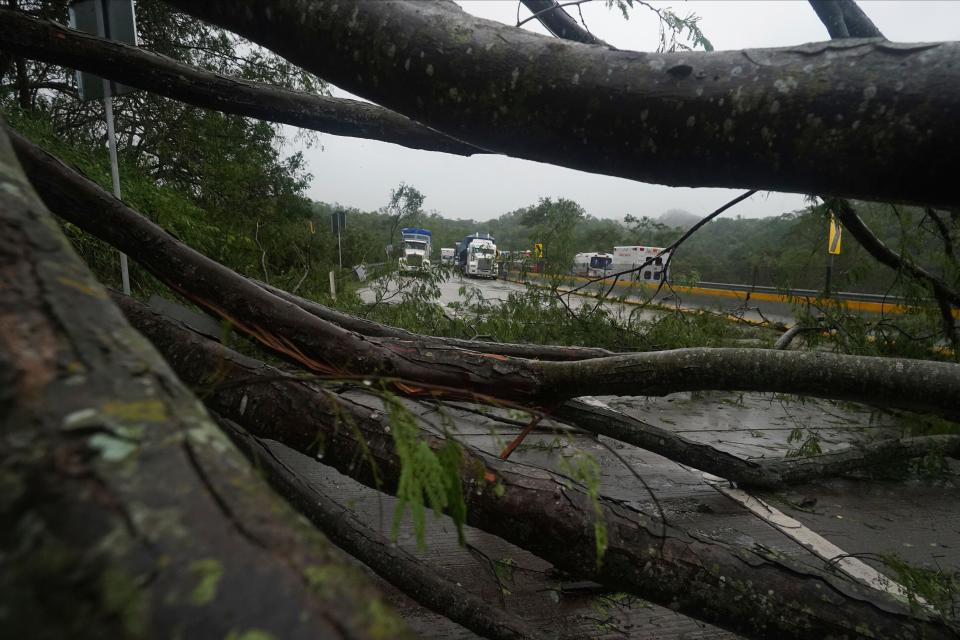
[399,227,432,273]
[440,247,456,265]
[456,232,498,278]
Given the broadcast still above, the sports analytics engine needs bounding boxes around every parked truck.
[440,247,456,265]
[456,232,498,279]
[399,227,432,273]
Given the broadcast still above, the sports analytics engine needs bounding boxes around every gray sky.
[287,1,960,222]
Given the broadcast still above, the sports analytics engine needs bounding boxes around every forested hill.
[313,199,949,295]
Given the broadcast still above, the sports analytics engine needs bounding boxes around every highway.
[360,270,921,328]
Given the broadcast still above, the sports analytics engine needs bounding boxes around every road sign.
[828,213,842,255]
[69,0,138,101]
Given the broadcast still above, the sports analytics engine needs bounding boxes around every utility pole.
[103,82,129,294]
[70,0,138,294]
[331,209,346,269]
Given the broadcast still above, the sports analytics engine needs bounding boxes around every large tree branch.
[0,8,479,155]
[11,128,960,417]
[165,0,960,207]
[0,123,407,639]
[117,296,957,640]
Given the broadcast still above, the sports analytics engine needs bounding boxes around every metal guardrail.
[691,281,908,304]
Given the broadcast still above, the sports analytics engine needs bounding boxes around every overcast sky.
[286,1,960,222]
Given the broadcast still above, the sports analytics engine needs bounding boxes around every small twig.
[500,413,546,459]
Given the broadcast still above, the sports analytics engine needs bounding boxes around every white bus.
[572,252,614,277]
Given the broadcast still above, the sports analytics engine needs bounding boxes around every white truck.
[457,233,498,279]
[612,245,670,282]
[399,227,432,273]
[440,247,456,265]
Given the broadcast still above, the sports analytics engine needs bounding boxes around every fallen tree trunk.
[0,125,407,639]
[0,8,478,156]
[214,415,552,640]
[166,0,960,207]
[12,128,960,417]
[118,295,958,640]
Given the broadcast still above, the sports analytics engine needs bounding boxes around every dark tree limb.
[554,398,960,488]
[0,8,479,155]
[166,0,960,207]
[809,0,883,39]
[214,415,553,640]
[11,128,960,417]
[829,200,960,308]
[519,0,608,46]
[118,296,957,640]
[0,124,407,639]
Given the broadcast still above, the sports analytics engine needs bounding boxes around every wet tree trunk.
[0,126,408,639]
[118,295,957,640]
[11,128,960,417]
[165,0,960,207]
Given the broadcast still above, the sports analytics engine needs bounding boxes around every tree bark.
[118,296,958,640]
[0,7,478,155]
[0,126,408,638]
[11,128,960,417]
[165,0,960,207]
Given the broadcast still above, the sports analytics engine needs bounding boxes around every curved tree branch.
[0,8,479,155]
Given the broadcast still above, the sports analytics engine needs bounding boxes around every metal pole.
[94,0,129,293]
[338,227,343,269]
[825,253,834,297]
[103,88,130,295]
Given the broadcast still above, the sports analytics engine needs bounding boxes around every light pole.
[69,0,138,294]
